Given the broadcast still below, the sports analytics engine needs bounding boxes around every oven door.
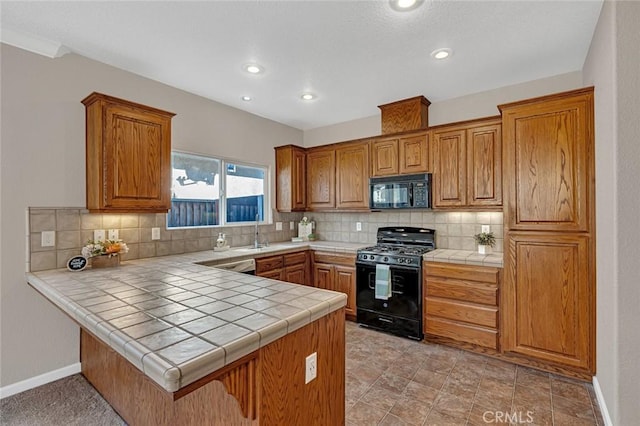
[355,263,421,320]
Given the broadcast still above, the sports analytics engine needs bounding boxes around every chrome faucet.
[254,213,260,249]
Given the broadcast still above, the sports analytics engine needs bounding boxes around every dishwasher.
[211,258,256,275]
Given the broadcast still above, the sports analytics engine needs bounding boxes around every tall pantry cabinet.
[499,88,595,378]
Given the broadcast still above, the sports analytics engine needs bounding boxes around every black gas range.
[356,227,435,340]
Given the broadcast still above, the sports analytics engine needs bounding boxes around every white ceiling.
[1,1,603,131]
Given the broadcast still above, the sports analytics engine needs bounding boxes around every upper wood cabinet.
[371,132,429,177]
[336,142,369,209]
[306,141,370,211]
[501,89,593,232]
[82,92,175,213]
[275,145,306,212]
[431,118,502,209]
[306,147,336,210]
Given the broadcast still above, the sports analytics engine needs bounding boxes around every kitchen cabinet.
[431,117,502,209]
[336,142,369,209]
[499,87,595,378]
[275,145,306,212]
[306,141,370,211]
[256,251,309,285]
[82,92,175,213]
[423,262,500,350]
[312,252,356,319]
[371,132,429,177]
[306,147,336,210]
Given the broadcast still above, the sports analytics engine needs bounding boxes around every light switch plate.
[275,222,282,231]
[108,229,119,240]
[94,229,106,242]
[356,222,362,231]
[41,231,55,247]
[290,221,295,230]
[151,228,161,240]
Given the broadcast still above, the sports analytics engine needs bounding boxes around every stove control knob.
[383,257,389,262]
[405,258,411,264]
[398,258,404,263]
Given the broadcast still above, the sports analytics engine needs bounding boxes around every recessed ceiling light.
[301,93,316,101]
[243,63,264,74]
[390,0,423,12]
[241,96,252,101]
[431,48,452,60]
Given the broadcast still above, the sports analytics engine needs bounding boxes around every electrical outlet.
[94,229,106,242]
[290,221,295,230]
[41,231,55,247]
[356,222,362,232]
[275,222,283,231]
[481,225,491,233]
[151,227,161,240]
[108,229,119,240]
[305,352,317,384]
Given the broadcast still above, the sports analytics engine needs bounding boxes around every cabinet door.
[103,104,172,211]
[503,232,592,371]
[432,129,466,207]
[259,269,285,281]
[502,92,593,231]
[306,149,336,209]
[275,146,306,212]
[284,264,307,285]
[313,263,333,290]
[399,133,429,174]
[371,138,399,176]
[467,124,502,207]
[334,265,356,317]
[336,143,369,209]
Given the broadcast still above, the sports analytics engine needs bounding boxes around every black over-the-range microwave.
[369,173,432,210]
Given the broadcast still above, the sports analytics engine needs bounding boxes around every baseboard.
[0,362,81,399]
[592,376,614,426]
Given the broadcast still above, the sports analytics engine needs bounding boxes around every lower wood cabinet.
[256,251,309,285]
[312,252,356,319]
[423,262,501,350]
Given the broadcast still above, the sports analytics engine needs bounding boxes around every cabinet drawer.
[313,252,355,267]
[425,297,497,328]
[259,269,284,280]
[425,317,498,349]
[284,251,307,267]
[426,278,498,306]
[425,262,499,284]
[256,256,284,273]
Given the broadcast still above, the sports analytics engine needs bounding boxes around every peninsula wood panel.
[336,142,370,209]
[371,138,399,176]
[83,92,174,213]
[275,145,306,212]
[306,148,336,209]
[503,232,592,371]
[467,123,502,206]
[261,309,345,425]
[399,133,429,174]
[501,90,593,231]
[432,129,466,207]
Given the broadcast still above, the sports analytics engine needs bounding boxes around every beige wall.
[303,72,583,147]
[0,44,302,387]
[583,0,618,422]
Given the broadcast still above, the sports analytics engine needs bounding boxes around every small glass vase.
[91,255,120,269]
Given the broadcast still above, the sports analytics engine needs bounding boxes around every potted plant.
[473,232,496,255]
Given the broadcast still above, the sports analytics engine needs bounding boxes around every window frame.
[168,150,271,229]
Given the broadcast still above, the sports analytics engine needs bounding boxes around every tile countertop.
[423,248,504,268]
[26,242,355,393]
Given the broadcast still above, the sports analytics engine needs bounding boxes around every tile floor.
[0,321,604,425]
[345,322,604,425]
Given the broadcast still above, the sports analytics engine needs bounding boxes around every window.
[168,151,268,228]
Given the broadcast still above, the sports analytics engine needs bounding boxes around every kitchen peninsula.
[27,245,351,425]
